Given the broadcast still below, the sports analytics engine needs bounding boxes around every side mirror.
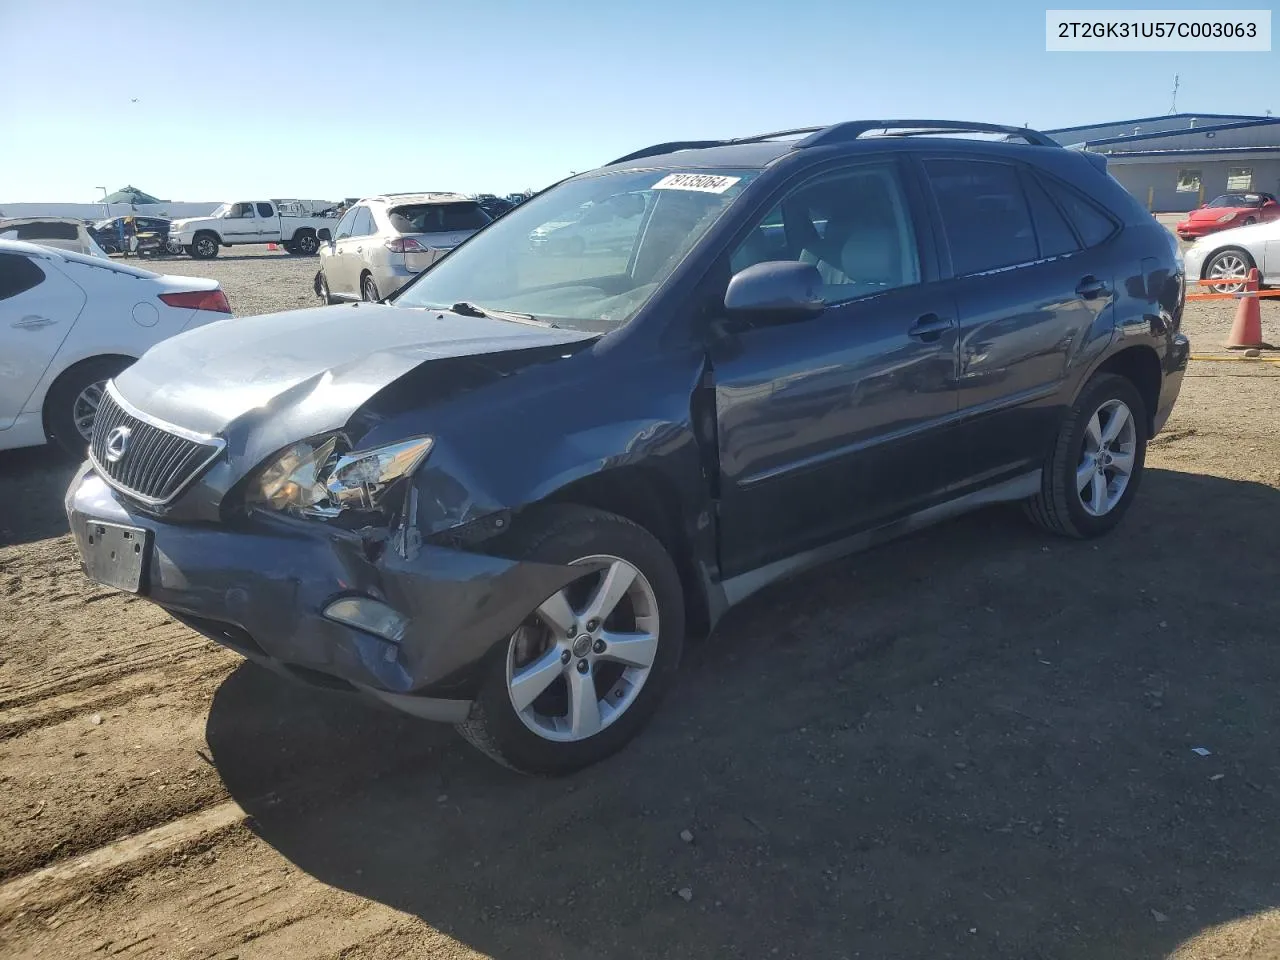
[724,261,825,323]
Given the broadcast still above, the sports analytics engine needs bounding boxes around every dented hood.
[113,301,595,447]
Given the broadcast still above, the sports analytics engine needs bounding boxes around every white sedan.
[1182,218,1280,292]
[0,238,232,455]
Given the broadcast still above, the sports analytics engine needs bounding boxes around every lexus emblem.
[104,426,132,463]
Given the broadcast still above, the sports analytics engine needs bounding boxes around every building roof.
[1046,115,1280,154]
[1043,113,1270,136]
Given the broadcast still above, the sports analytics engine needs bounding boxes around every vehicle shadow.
[0,445,79,546]
[202,466,1280,956]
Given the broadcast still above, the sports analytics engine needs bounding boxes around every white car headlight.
[247,435,434,521]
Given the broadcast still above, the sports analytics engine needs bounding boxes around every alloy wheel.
[1076,398,1137,517]
[196,237,216,258]
[72,380,107,441]
[1206,252,1249,293]
[505,555,660,742]
[299,234,318,254]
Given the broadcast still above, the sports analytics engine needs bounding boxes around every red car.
[1176,192,1280,240]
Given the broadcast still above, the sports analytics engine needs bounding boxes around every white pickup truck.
[167,200,339,259]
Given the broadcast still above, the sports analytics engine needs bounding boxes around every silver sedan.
[1182,218,1280,292]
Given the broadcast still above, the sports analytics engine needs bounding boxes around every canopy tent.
[102,186,165,206]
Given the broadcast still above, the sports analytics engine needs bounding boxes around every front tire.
[44,357,133,457]
[455,505,685,776]
[315,270,336,304]
[190,233,220,259]
[1023,373,1147,539]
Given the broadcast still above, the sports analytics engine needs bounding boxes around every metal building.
[1042,114,1280,213]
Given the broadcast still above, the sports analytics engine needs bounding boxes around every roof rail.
[796,120,1060,149]
[607,120,1058,167]
[607,128,827,166]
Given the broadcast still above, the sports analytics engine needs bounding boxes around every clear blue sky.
[0,0,1274,202]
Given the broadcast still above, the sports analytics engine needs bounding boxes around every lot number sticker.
[652,173,742,194]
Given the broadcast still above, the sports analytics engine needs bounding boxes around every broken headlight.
[246,435,434,522]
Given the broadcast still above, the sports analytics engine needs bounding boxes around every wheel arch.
[1093,345,1162,433]
[40,353,136,433]
[1199,244,1256,279]
[538,465,712,638]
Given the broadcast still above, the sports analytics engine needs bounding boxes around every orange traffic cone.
[1224,268,1272,350]
[267,242,279,251]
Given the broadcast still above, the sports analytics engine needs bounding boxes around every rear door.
[255,202,279,242]
[919,156,1118,486]
[0,252,87,429]
[709,158,963,576]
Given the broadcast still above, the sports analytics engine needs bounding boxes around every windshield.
[393,168,757,332]
[1207,194,1263,208]
[210,203,230,217]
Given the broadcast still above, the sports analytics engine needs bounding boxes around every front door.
[222,202,259,242]
[709,159,961,577]
[0,251,86,430]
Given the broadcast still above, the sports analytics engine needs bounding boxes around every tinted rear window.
[1,222,79,241]
[389,202,491,234]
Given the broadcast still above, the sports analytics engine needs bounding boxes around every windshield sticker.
[651,173,742,194]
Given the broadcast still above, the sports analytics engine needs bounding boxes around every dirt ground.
[3,248,1280,959]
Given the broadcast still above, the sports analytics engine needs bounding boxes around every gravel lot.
[3,246,1280,959]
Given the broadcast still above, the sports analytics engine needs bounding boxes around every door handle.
[1076,276,1109,299]
[13,315,55,330]
[907,313,953,341]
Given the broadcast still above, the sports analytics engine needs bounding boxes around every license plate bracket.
[83,522,150,593]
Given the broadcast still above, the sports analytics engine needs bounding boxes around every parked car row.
[59,119,1188,776]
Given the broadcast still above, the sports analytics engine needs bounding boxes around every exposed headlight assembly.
[247,435,434,523]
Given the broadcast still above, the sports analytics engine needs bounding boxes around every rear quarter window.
[1040,177,1119,248]
[0,253,46,299]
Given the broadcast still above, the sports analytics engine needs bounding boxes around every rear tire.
[455,505,685,776]
[293,232,320,256]
[1023,373,1147,539]
[44,357,133,458]
[360,272,380,302]
[190,233,219,259]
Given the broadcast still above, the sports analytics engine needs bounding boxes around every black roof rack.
[607,119,1058,166]
[797,119,1060,148]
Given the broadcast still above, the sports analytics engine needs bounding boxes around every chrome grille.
[89,386,224,505]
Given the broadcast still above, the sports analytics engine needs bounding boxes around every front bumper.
[64,465,582,720]
[1176,222,1232,240]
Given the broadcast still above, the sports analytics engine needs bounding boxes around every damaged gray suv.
[66,120,1189,774]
